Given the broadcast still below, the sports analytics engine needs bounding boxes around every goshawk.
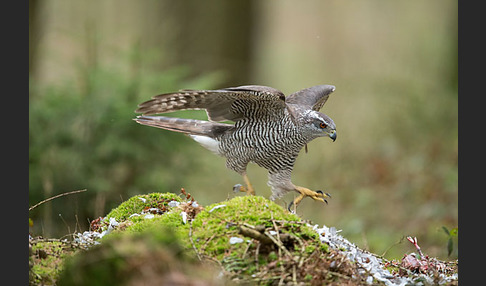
[134,85,337,210]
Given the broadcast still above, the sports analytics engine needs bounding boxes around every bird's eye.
[319,123,327,129]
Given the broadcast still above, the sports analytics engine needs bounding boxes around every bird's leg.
[232,173,255,195]
[288,186,331,211]
[242,173,255,195]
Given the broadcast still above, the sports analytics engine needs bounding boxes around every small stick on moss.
[239,225,273,245]
[189,220,202,261]
[293,235,306,268]
[270,213,290,285]
[271,215,282,246]
[254,242,260,272]
[29,189,87,211]
[241,239,253,259]
[266,216,291,258]
[292,264,297,285]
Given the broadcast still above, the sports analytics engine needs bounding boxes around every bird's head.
[300,110,337,141]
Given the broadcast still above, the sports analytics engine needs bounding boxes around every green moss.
[194,195,300,228]
[125,211,183,232]
[30,240,79,285]
[268,251,278,261]
[100,191,200,250]
[190,195,319,261]
[320,242,329,253]
[105,192,182,222]
[56,194,336,284]
[305,245,316,254]
[120,209,192,249]
[58,226,223,286]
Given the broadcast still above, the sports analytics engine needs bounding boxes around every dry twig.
[189,220,202,261]
[29,189,87,211]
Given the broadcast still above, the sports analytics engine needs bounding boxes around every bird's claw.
[233,184,244,193]
[288,187,331,212]
[315,190,331,198]
[233,183,255,195]
[315,190,331,204]
[287,201,295,212]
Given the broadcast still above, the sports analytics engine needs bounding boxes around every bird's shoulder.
[221,85,286,101]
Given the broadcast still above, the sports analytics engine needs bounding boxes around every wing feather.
[285,85,335,111]
[135,85,287,122]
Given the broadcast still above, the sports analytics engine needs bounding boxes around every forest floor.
[29,190,458,285]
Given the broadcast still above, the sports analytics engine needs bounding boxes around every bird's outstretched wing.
[135,85,287,122]
[285,85,335,111]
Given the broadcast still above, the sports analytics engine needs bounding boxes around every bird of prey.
[134,84,337,210]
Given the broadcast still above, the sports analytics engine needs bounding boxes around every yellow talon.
[288,186,331,211]
[233,173,255,195]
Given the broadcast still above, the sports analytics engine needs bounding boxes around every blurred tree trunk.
[30,0,51,235]
[140,0,255,87]
[29,0,43,80]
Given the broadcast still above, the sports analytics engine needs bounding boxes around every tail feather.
[134,115,232,138]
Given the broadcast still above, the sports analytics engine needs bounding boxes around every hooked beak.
[329,130,337,142]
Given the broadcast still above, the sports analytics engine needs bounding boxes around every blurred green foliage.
[29,50,222,235]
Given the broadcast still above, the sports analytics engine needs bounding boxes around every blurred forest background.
[29,0,457,260]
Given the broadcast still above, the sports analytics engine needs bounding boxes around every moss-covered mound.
[32,192,459,285]
[188,195,360,284]
[55,193,370,285]
[105,192,182,221]
[57,226,225,286]
[191,195,322,259]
